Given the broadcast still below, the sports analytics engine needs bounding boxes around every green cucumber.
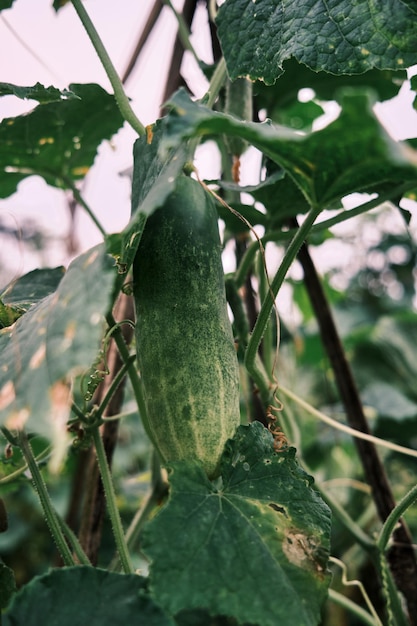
[133,175,240,478]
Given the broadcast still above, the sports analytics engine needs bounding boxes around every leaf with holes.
[0,245,116,437]
[0,83,124,198]
[163,88,417,209]
[143,422,331,626]
[0,82,80,104]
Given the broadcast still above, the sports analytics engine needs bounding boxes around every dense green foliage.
[1,1,417,625]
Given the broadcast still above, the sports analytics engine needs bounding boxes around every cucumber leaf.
[3,567,175,625]
[0,83,124,198]
[254,60,406,117]
[143,422,331,626]
[163,88,417,209]
[0,560,16,611]
[0,82,80,104]
[216,0,417,84]
[1,267,65,309]
[0,245,116,437]
[0,268,65,329]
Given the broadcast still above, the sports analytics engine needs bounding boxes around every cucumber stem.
[235,182,415,289]
[328,589,381,626]
[17,431,75,567]
[105,312,165,460]
[377,483,417,553]
[70,0,146,136]
[64,177,107,238]
[91,426,134,574]
[245,205,322,401]
[163,0,201,66]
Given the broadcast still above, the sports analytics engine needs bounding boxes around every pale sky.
[0,0,210,281]
[1,0,417,290]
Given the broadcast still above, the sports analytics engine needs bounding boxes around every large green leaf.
[0,560,15,610]
[163,89,417,208]
[0,245,116,437]
[0,82,80,104]
[216,0,417,84]
[255,60,406,114]
[143,422,331,626]
[3,567,175,625]
[0,83,124,198]
[255,60,406,130]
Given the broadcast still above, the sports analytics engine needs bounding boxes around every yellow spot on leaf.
[0,380,15,410]
[48,381,72,474]
[29,343,46,369]
[146,124,154,144]
[38,137,55,145]
[360,48,370,56]
[6,408,30,430]
[49,380,71,416]
[64,321,76,342]
[71,166,90,177]
[84,249,99,268]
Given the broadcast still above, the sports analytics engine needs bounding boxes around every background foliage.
[1,1,417,625]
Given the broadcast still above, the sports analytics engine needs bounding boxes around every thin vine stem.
[110,452,167,572]
[105,312,164,459]
[0,443,52,484]
[245,205,322,400]
[330,557,383,626]
[279,384,417,459]
[70,0,146,136]
[328,589,381,626]
[64,177,107,238]
[163,0,200,66]
[94,354,136,423]
[57,517,91,566]
[91,426,133,574]
[377,483,417,553]
[235,182,415,289]
[205,57,227,109]
[17,431,75,567]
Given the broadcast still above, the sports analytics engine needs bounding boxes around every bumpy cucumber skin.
[133,175,240,478]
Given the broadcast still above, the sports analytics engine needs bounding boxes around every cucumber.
[133,175,240,478]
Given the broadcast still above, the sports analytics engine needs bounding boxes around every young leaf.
[0,245,116,437]
[216,0,417,84]
[143,422,331,626]
[0,82,80,104]
[3,567,175,625]
[0,83,124,198]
